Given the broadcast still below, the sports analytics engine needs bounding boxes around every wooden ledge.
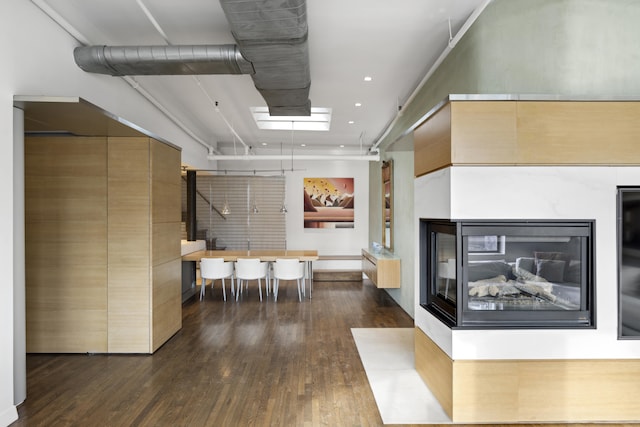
[317,255,361,261]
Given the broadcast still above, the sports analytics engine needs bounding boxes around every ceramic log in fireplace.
[420,220,595,328]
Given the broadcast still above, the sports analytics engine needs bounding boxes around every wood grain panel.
[361,249,400,288]
[516,359,640,422]
[451,101,518,164]
[25,262,106,289]
[376,258,401,288]
[417,327,640,422]
[453,360,520,422]
[361,251,377,285]
[438,100,640,167]
[107,137,151,353]
[152,222,180,266]
[414,103,452,177]
[517,101,640,164]
[25,136,107,176]
[107,267,150,353]
[151,139,181,223]
[152,182,181,223]
[26,312,107,353]
[25,136,108,353]
[150,139,181,352]
[151,258,181,352]
[24,177,110,221]
[26,225,106,264]
[150,140,179,267]
[453,358,640,422]
[414,327,453,418]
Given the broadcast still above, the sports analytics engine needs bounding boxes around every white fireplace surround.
[414,165,640,360]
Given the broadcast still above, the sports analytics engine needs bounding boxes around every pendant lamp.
[221,171,230,215]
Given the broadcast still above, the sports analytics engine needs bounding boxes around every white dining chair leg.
[272,276,276,298]
[296,278,302,302]
[221,278,227,301]
[230,277,235,297]
[309,261,313,299]
[236,279,242,301]
[200,277,206,300]
[302,262,311,298]
[258,278,263,301]
[274,278,279,301]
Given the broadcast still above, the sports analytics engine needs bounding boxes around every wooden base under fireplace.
[415,327,640,423]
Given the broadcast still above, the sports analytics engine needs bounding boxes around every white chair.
[273,258,305,302]
[199,258,234,302]
[235,258,269,302]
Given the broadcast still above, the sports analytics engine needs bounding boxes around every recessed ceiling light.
[261,142,267,146]
[364,76,372,82]
[339,144,345,148]
[355,102,362,107]
[348,120,354,124]
[300,144,306,147]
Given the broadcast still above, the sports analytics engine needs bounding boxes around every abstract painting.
[303,177,354,228]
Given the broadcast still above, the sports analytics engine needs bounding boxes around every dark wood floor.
[12,279,640,427]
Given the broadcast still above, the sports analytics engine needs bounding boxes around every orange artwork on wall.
[303,177,354,229]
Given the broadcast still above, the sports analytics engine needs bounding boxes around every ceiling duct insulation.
[74,44,254,75]
[219,0,311,116]
[73,0,311,116]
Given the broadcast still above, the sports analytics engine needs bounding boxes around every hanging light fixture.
[251,173,259,214]
[279,141,287,214]
[221,170,230,215]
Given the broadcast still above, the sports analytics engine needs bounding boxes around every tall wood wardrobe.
[25,135,181,354]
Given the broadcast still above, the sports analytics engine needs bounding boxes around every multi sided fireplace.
[420,220,595,328]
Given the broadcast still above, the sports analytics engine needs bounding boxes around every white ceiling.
[36,0,487,158]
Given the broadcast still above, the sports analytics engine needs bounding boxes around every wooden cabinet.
[25,137,108,353]
[26,136,181,354]
[414,99,640,177]
[107,137,181,353]
[362,247,400,288]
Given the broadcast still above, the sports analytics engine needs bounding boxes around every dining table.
[182,249,319,299]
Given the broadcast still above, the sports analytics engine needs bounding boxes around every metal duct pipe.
[219,0,311,116]
[73,0,312,116]
[74,44,254,76]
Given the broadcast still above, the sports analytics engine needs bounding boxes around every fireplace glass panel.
[421,221,458,325]
[619,188,640,338]
[465,235,583,313]
[436,234,456,305]
[421,220,594,328]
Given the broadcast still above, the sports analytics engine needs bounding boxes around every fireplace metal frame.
[420,219,596,329]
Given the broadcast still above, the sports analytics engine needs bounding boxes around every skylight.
[251,107,331,131]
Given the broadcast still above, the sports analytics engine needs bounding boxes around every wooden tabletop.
[182,249,319,262]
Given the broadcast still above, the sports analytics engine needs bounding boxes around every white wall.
[414,168,453,355]
[1,1,216,424]
[415,166,640,360]
[219,159,370,263]
[380,148,416,317]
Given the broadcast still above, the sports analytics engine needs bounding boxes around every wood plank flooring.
[12,279,640,427]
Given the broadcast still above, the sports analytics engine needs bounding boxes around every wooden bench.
[313,255,362,282]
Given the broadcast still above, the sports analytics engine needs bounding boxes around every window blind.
[183,174,286,250]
